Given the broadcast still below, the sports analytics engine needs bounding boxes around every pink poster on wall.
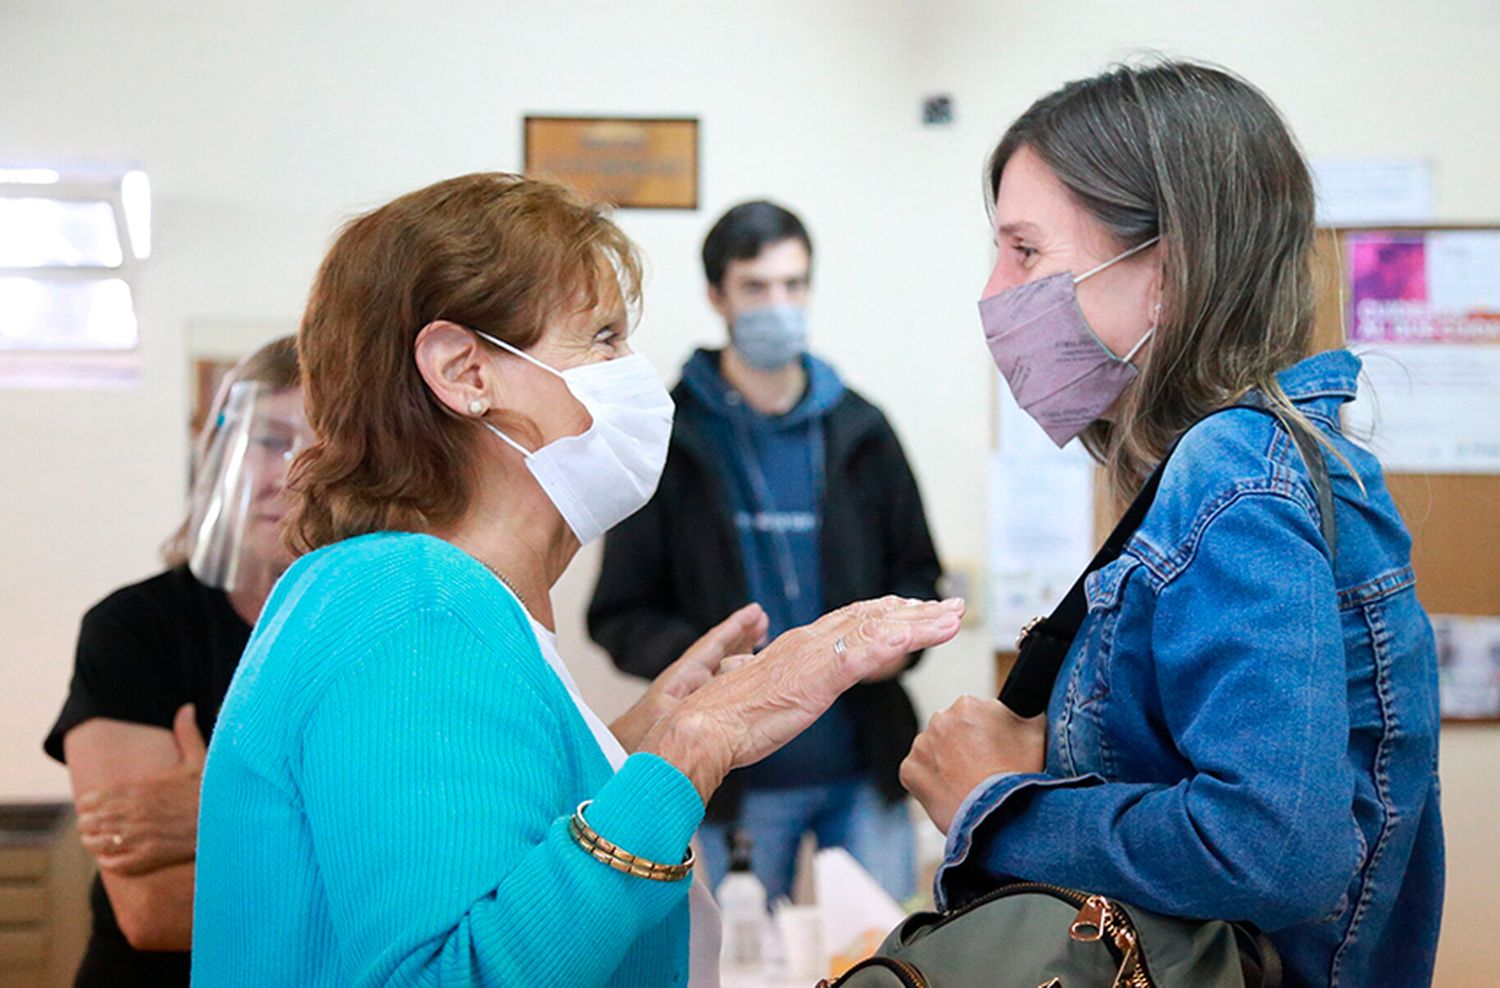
[1342,230,1500,473]
[1347,231,1500,344]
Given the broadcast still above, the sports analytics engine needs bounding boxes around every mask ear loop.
[1074,234,1161,284]
[481,419,534,457]
[1077,240,1163,362]
[1121,301,1162,363]
[470,329,565,457]
[472,329,567,380]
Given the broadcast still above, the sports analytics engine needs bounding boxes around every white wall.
[2,2,1496,982]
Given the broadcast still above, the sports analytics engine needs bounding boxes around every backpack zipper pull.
[1069,895,1108,942]
[1110,927,1142,988]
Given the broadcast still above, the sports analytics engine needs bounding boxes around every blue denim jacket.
[938,351,1443,987]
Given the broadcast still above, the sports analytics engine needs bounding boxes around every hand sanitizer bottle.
[718,829,768,977]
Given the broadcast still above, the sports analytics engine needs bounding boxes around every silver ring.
[833,635,848,656]
[109,833,124,849]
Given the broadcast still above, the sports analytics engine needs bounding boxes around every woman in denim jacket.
[901,61,1443,987]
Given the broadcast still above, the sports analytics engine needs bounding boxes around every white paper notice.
[988,379,1095,647]
[987,452,1094,644]
[1345,345,1500,472]
[1426,231,1500,311]
[1435,615,1500,719]
[1311,158,1433,227]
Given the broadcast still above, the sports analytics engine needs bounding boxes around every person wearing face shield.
[897,62,1442,988]
[42,337,307,986]
[588,200,943,903]
[188,174,963,988]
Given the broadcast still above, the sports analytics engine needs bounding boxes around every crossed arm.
[64,705,206,952]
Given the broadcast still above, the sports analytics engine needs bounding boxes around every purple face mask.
[979,236,1160,447]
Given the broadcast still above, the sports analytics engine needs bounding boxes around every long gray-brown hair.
[989,59,1323,502]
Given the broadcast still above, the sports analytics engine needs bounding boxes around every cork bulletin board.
[1310,227,1500,623]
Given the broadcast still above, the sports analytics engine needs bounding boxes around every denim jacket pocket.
[1085,552,1141,613]
[1056,555,1144,777]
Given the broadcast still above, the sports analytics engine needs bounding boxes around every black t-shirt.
[45,566,251,987]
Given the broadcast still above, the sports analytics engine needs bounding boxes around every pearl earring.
[467,398,487,416]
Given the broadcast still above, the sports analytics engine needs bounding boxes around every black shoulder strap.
[998,398,1339,717]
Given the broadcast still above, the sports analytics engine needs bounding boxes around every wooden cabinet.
[0,805,90,988]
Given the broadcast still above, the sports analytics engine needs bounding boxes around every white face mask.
[474,331,675,546]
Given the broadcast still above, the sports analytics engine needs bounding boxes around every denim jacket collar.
[1274,349,1361,419]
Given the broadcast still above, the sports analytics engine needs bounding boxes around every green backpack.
[821,880,1280,987]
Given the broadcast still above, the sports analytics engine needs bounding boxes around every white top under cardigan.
[527,616,723,987]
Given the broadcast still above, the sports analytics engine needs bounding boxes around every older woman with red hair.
[191,173,964,987]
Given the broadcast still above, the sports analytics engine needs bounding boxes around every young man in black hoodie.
[588,200,942,901]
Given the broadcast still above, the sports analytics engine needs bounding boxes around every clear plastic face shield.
[185,381,310,595]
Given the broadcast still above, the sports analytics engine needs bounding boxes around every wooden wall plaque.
[524,116,699,209]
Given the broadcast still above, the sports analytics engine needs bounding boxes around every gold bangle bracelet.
[569,800,694,882]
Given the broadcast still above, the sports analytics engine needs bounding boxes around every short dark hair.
[701,200,813,288]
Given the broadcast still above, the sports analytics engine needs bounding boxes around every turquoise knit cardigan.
[192,532,702,986]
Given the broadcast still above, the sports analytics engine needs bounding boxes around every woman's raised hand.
[655,602,769,700]
[609,603,769,752]
[641,595,965,802]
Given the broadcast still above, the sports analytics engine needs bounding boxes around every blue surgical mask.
[731,306,808,370]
